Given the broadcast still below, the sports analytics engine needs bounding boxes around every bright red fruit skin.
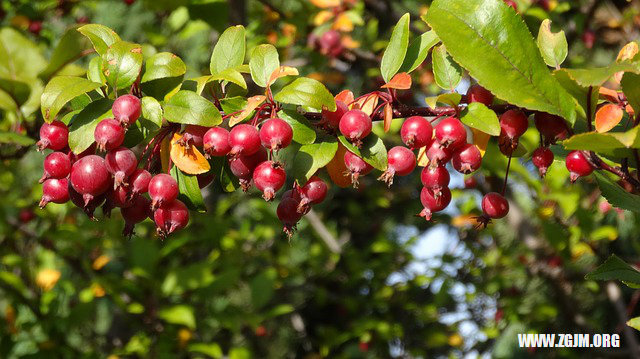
[105,147,138,188]
[421,165,450,194]
[277,197,302,236]
[419,186,451,221]
[203,127,231,157]
[94,118,125,151]
[401,116,433,149]
[466,85,493,106]
[344,150,374,188]
[68,182,106,219]
[148,174,179,209]
[319,30,343,57]
[37,121,68,151]
[426,141,453,167]
[339,110,372,146]
[482,192,509,219]
[322,101,348,129]
[154,199,189,237]
[229,124,261,156]
[500,109,528,139]
[122,195,151,237]
[260,118,293,151]
[434,117,467,150]
[129,169,152,196]
[532,147,554,177]
[565,150,594,182]
[451,144,482,174]
[112,95,141,127]
[70,155,111,206]
[300,176,327,205]
[253,161,287,201]
[379,146,416,186]
[464,176,478,189]
[534,112,569,144]
[39,178,69,208]
[40,152,71,183]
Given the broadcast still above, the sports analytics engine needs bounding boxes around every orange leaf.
[335,90,354,104]
[341,35,360,49]
[170,133,211,175]
[310,0,341,8]
[333,13,354,32]
[471,129,490,157]
[626,103,635,117]
[313,11,334,25]
[452,214,477,228]
[595,104,624,133]
[599,87,620,103]
[416,146,429,167]
[383,103,393,132]
[268,66,299,86]
[326,142,351,188]
[230,95,266,127]
[351,93,379,116]
[381,72,412,90]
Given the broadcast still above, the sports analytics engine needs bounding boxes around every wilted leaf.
[381,72,411,90]
[351,93,379,116]
[310,0,341,8]
[229,95,266,126]
[267,66,298,86]
[595,104,623,133]
[383,103,393,132]
[471,128,491,157]
[36,269,61,291]
[170,133,211,175]
[326,142,351,188]
[536,19,567,68]
[335,89,354,104]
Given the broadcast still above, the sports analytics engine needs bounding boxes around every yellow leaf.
[326,143,351,188]
[471,129,490,157]
[170,133,211,175]
[178,328,193,348]
[92,283,106,297]
[352,93,379,116]
[268,66,299,86]
[314,11,334,25]
[92,255,110,270]
[383,103,393,132]
[451,214,477,228]
[617,42,638,62]
[310,0,341,8]
[333,13,354,32]
[36,269,61,291]
[381,72,412,90]
[595,104,624,133]
[448,333,463,347]
[416,146,429,167]
[230,95,266,127]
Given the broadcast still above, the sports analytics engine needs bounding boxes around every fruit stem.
[501,154,512,196]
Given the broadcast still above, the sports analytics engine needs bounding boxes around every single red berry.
[482,192,509,219]
[40,151,71,183]
[379,146,416,186]
[434,117,467,150]
[277,197,302,237]
[203,126,231,157]
[582,29,595,49]
[298,176,327,213]
[464,176,478,189]
[532,147,554,177]
[451,143,482,174]
[503,0,518,10]
[359,341,369,352]
[319,30,343,57]
[129,168,152,197]
[534,112,569,144]
[344,150,373,188]
[322,101,349,129]
[94,118,125,152]
[229,147,268,191]
[19,208,35,223]
[466,84,493,106]
[260,118,293,151]
[426,141,453,167]
[401,116,433,149]
[565,150,593,182]
[255,326,267,337]
[421,165,450,196]
[339,110,372,147]
[105,147,138,188]
[149,174,179,210]
[39,178,69,208]
[28,20,42,35]
[179,125,209,149]
[500,109,528,139]
[68,182,106,219]
[76,16,89,24]
[282,188,302,203]
[229,124,261,157]
[122,195,151,238]
[70,155,111,206]
[419,186,451,221]
[253,161,286,201]
[112,95,141,127]
[37,121,68,151]
[154,199,189,237]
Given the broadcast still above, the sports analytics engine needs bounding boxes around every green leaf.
[0,132,35,146]
[380,13,410,82]
[164,90,222,126]
[219,96,247,114]
[40,26,92,80]
[68,98,113,154]
[210,67,247,89]
[426,93,462,108]
[536,19,568,68]
[158,305,196,329]
[460,102,500,136]
[552,69,591,120]
[275,77,336,111]
[87,56,106,85]
[563,127,640,156]
[594,172,640,212]
[628,317,640,331]
[292,138,338,183]
[621,72,640,116]
[398,31,439,74]
[77,24,121,56]
[0,28,47,80]
[189,343,223,358]
[102,41,143,91]
[432,45,462,91]
[338,134,388,171]
[585,254,640,286]
[141,52,186,82]
[170,166,206,212]
[0,79,30,108]
[141,97,163,128]
[561,61,640,87]
[278,109,316,145]
[41,76,102,122]
[425,0,577,123]
[250,269,275,309]
[210,25,245,75]
[249,44,279,88]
